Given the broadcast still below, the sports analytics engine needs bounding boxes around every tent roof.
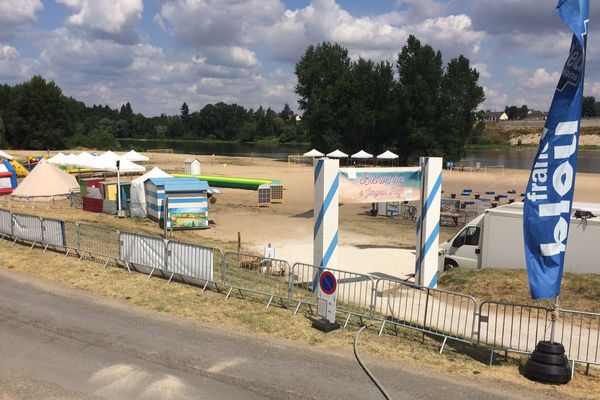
[122,149,149,162]
[11,160,79,200]
[75,151,98,168]
[0,150,13,160]
[132,167,171,184]
[96,158,145,173]
[376,150,399,159]
[148,177,208,192]
[351,150,373,159]
[303,149,324,157]
[47,152,67,164]
[327,149,348,158]
[64,153,80,166]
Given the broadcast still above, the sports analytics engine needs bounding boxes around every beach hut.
[130,167,171,218]
[145,177,210,229]
[10,160,78,201]
[184,158,202,175]
[122,149,149,162]
[376,150,399,166]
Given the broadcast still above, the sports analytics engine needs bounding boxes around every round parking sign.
[319,271,337,295]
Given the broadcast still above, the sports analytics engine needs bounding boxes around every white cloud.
[521,68,560,90]
[0,0,43,39]
[473,62,491,79]
[481,85,508,111]
[0,43,38,82]
[56,0,143,43]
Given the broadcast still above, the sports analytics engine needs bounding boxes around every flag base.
[523,341,571,384]
[312,318,340,333]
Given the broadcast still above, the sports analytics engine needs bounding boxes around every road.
[0,269,546,400]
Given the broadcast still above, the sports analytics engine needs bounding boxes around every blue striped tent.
[145,177,209,228]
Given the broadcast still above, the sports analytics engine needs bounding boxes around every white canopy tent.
[130,167,171,217]
[376,150,399,166]
[326,149,348,158]
[122,149,149,162]
[89,157,145,173]
[47,152,67,164]
[63,153,80,166]
[351,150,373,159]
[98,150,121,164]
[376,150,399,159]
[303,149,324,158]
[75,151,98,168]
[0,150,13,160]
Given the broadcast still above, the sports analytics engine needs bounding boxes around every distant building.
[525,110,547,120]
[482,111,508,122]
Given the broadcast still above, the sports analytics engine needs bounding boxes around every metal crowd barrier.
[120,232,167,275]
[12,213,43,248]
[41,218,66,251]
[167,240,219,290]
[222,252,291,308]
[290,263,376,325]
[373,278,477,349]
[478,301,600,367]
[0,209,12,238]
[77,223,120,267]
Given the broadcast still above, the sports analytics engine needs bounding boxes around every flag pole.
[550,295,559,344]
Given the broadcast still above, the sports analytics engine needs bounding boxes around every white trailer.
[440,202,600,274]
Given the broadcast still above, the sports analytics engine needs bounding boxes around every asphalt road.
[0,269,540,400]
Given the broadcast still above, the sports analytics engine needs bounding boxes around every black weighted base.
[312,318,340,333]
[523,341,572,384]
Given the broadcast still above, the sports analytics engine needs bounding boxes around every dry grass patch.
[439,268,600,313]
[1,240,599,399]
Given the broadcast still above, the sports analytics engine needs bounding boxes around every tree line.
[1,35,485,162]
[0,77,306,150]
[295,35,485,163]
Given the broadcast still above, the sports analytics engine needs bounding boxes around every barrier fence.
[373,278,477,348]
[0,207,599,369]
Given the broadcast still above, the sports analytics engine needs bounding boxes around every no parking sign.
[317,270,337,323]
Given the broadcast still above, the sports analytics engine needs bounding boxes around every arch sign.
[313,158,442,289]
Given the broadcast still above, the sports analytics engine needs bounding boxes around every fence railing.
[1,207,599,368]
[478,301,600,366]
[373,278,477,347]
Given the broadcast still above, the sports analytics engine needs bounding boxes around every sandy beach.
[5,150,600,278]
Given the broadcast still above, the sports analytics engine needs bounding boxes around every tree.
[4,76,75,149]
[295,42,351,149]
[519,104,529,120]
[180,102,190,122]
[504,105,520,120]
[396,35,444,160]
[582,96,596,117]
[279,103,292,120]
[0,117,5,147]
[437,55,485,160]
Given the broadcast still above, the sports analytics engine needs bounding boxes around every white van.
[439,202,600,274]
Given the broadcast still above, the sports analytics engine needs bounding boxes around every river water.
[118,139,600,174]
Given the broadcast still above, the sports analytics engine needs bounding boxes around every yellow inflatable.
[10,160,29,177]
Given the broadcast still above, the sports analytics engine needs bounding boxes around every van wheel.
[444,259,458,271]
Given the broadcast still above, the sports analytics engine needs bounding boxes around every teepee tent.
[122,149,149,162]
[130,167,171,217]
[11,160,79,201]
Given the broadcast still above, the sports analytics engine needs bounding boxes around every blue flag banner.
[523,0,589,300]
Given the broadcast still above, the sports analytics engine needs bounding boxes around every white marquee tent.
[376,150,399,159]
[303,149,324,157]
[47,152,67,164]
[326,149,348,158]
[122,149,149,162]
[129,167,171,217]
[351,150,373,159]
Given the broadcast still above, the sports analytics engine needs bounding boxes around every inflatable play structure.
[0,160,17,195]
[10,159,29,177]
[173,174,274,190]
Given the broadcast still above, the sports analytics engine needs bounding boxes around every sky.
[1,0,599,116]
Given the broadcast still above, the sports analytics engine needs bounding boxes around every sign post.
[312,270,340,332]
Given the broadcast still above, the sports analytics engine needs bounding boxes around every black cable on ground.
[354,325,393,400]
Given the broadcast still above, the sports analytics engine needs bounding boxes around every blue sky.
[1,0,599,116]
